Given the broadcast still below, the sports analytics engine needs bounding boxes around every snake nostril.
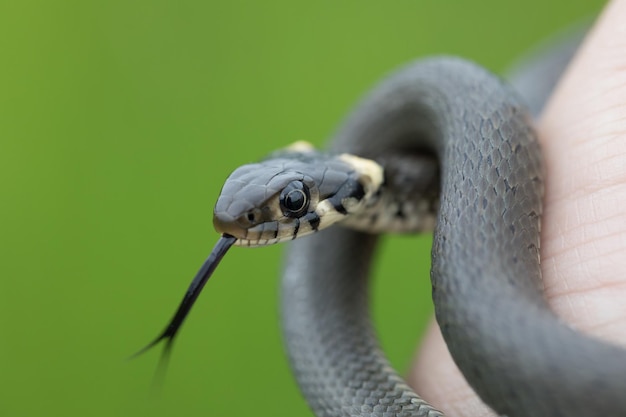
[238,208,261,227]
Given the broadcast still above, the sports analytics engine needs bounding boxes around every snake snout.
[213,208,258,239]
[213,212,243,238]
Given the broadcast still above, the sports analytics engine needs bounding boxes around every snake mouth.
[213,211,285,246]
[221,220,302,247]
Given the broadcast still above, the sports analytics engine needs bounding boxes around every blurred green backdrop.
[0,1,604,416]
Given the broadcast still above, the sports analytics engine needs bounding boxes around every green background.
[0,1,604,416]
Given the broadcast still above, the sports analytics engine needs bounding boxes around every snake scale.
[138,29,626,417]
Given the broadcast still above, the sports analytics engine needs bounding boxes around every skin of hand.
[408,0,626,415]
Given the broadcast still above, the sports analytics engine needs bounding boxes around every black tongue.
[130,234,237,363]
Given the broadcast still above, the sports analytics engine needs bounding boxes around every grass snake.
[137,30,626,417]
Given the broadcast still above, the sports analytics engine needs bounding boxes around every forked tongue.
[130,234,237,374]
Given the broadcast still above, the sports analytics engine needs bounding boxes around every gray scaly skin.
[281,57,626,417]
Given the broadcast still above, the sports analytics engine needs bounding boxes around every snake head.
[133,143,383,376]
[213,147,383,247]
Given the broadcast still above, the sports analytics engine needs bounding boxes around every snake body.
[143,33,626,417]
[278,56,626,417]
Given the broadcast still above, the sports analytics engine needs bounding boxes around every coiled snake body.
[139,39,626,416]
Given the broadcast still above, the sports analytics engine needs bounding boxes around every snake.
[136,29,626,417]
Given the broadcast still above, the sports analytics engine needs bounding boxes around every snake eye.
[279,181,310,218]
